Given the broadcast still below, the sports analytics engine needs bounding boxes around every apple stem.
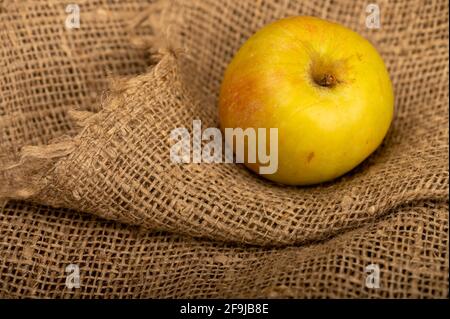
[316,74,337,88]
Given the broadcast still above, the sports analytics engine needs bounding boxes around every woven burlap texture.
[0,199,447,298]
[0,0,448,297]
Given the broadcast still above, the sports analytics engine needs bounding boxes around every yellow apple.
[219,16,394,185]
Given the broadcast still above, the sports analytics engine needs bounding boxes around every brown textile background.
[0,199,447,298]
[0,0,448,298]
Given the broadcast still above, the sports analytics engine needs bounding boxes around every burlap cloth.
[0,0,448,298]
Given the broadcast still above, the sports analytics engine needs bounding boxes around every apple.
[219,16,394,185]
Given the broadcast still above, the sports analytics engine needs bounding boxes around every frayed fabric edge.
[0,1,178,201]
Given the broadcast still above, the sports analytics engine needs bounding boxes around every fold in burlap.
[0,0,448,297]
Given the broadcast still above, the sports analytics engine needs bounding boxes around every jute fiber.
[0,0,448,297]
[0,199,447,298]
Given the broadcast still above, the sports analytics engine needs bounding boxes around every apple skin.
[219,16,394,185]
